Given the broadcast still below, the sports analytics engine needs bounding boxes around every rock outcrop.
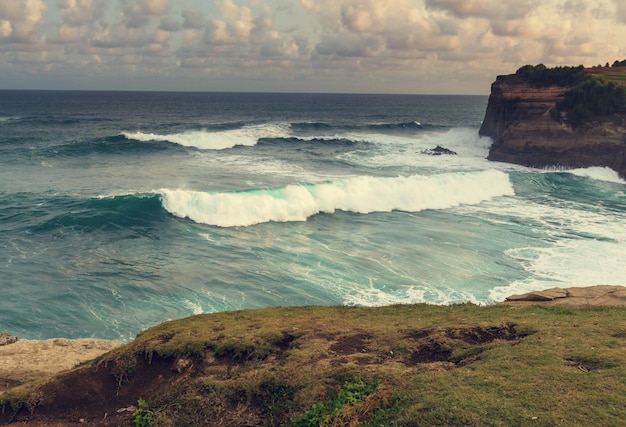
[479,73,626,178]
[420,145,457,156]
[502,285,626,308]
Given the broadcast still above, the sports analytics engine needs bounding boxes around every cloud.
[116,0,171,29]
[54,0,107,43]
[159,15,182,32]
[203,0,254,46]
[1,0,625,93]
[58,0,106,27]
[0,0,46,44]
[424,0,540,20]
[182,9,205,29]
[614,0,626,23]
[316,34,382,57]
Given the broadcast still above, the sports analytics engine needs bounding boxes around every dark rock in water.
[421,145,457,156]
[0,333,18,346]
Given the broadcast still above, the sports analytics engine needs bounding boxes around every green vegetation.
[293,378,397,426]
[517,63,626,127]
[132,399,155,427]
[2,304,626,426]
[556,77,626,126]
[516,63,586,87]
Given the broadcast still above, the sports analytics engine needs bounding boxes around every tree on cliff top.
[516,64,585,87]
[612,59,626,67]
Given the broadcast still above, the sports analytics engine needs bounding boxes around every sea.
[1,90,625,341]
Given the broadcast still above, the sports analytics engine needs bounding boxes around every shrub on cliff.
[516,64,585,87]
[556,76,626,126]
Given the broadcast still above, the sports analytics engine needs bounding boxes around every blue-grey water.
[1,91,624,341]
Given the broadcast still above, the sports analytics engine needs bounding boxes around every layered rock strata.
[479,74,626,178]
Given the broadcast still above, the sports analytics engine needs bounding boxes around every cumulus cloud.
[0,0,625,93]
[0,0,46,44]
[614,0,626,23]
[204,0,254,45]
[424,0,540,20]
[182,9,205,29]
[316,34,382,57]
[119,0,171,28]
[58,0,106,27]
[159,15,181,32]
[54,0,107,43]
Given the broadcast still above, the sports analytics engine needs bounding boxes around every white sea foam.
[0,116,20,122]
[483,195,626,303]
[183,300,204,315]
[342,283,481,307]
[567,167,626,184]
[489,236,626,302]
[337,128,494,171]
[123,123,290,150]
[158,169,514,227]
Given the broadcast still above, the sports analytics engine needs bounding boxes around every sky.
[1,0,626,94]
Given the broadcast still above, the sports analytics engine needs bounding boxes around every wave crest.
[568,167,626,184]
[123,124,290,150]
[159,170,514,227]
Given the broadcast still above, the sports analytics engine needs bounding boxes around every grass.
[588,67,626,86]
[2,303,626,425]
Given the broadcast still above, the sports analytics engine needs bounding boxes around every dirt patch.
[2,354,188,426]
[409,339,453,364]
[404,328,434,340]
[329,332,372,355]
[273,331,298,352]
[446,323,526,344]
[402,324,530,367]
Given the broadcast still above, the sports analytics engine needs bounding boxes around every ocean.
[1,90,624,341]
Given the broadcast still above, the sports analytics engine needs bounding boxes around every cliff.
[479,73,626,178]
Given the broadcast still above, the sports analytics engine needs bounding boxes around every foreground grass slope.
[2,303,626,426]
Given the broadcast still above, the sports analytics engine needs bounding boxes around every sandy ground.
[0,337,123,392]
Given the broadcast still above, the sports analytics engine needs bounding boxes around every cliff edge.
[479,70,626,178]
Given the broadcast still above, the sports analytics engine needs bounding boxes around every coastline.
[2,285,625,392]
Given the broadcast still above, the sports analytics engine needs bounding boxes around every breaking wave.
[123,123,290,150]
[159,169,514,227]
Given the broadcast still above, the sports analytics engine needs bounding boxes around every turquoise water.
[1,91,624,341]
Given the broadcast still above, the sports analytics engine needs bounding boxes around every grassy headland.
[589,67,626,86]
[2,303,626,426]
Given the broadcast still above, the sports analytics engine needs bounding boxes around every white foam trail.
[342,284,481,307]
[183,300,204,315]
[337,128,494,171]
[123,124,290,150]
[567,167,626,184]
[158,169,514,227]
[0,116,20,122]
[489,237,626,302]
[481,194,626,303]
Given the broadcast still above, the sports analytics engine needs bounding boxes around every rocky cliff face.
[479,74,626,178]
